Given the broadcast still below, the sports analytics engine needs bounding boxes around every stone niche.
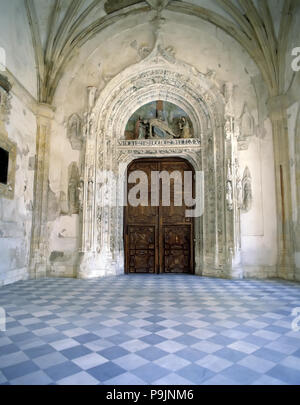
[0,74,16,200]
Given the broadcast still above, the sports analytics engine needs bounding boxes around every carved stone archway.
[77,40,242,279]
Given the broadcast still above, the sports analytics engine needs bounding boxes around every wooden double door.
[124,158,194,274]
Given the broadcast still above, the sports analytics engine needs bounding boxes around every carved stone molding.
[118,138,201,149]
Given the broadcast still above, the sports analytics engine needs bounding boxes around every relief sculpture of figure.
[138,120,149,139]
[242,166,252,212]
[243,180,252,212]
[135,116,142,138]
[125,101,195,140]
[179,116,191,138]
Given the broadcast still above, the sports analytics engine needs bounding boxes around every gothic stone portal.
[77,47,241,280]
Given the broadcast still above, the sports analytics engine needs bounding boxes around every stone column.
[29,103,54,279]
[268,95,295,280]
[77,88,98,279]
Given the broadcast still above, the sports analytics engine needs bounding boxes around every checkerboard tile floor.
[0,275,300,385]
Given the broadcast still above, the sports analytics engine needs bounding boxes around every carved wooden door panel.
[125,160,157,274]
[124,158,194,274]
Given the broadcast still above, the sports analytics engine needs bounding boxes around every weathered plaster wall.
[240,118,278,278]
[0,1,37,285]
[46,116,80,277]
[47,15,278,278]
[0,94,36,286]
[0,0,37,97]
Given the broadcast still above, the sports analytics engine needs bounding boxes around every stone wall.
[0,2,37,285]
[0,0,37,98]
[0,94,36,286]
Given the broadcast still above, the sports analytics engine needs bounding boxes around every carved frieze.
[118,138,201,149]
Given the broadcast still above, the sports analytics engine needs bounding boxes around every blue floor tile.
[0,275,300,385]
[214,348,247,362]
[74,334,101,344]
[88,362,126,382]
[44,362,82,381]
[24,345,56,359]
[132,363,169,384]
[2,361,39,380]
[176,348,207,362]
[0,344,20,355]
[221,364,261,384]
[255,348,287,362]
[10,332,36,343]
[60,345,92,360]
[178,364,214,384]
[140,334,166,345]
[98,346,130,361]
[267,365,300,385]
[136,347,168,361]
[174,335,200,346]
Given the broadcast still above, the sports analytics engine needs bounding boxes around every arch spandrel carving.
[77,41,242,280]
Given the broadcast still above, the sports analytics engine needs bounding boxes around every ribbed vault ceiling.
[24,0,298,103]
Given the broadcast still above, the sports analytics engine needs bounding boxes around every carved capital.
[267,94,289,121]
[35,103,55,124]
